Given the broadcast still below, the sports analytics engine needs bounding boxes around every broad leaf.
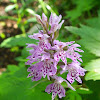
[65,0,97,21]
[0,34,37,48]
[85,10,100,29]
[26,8,36,16]
[5,4,17,12]
[65,25,100,56]
[65,90,82,100]
[85,59,100,80]
[0,63,51,100]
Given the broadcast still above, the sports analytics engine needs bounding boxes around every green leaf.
[85,59,100,80]
[65,90,82,100]
[27,18,36,23]
[16,47,30,62]
[7,65,19,73]
[85,10,100,29]
[0,63,51,100]
[65,25,100,56]
[45,4,55,13]
[38,0,47,14]
[21,47,30,58]
[0,15,18,21]
[5,4,17,12]
[76,88,93,94]
[65,0,96,21]
[26,8,36,16]
[0,34,37,48]
[65,9,82,21]
[15,56,28,62]
[85,71,100,81]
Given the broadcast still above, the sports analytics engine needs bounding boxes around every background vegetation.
[0,0,100,100]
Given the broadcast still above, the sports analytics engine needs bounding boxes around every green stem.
[38,0,47,14]
[29,79,48,89]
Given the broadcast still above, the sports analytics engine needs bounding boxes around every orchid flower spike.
[26,13,86,100]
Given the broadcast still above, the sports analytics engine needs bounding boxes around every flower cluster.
[26,13,86,100]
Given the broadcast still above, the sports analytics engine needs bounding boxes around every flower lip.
[38,37,42,39]
[59,45,63,49]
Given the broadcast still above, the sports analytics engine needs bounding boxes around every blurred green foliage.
[0,0,100,100]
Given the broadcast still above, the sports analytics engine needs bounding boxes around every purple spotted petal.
[66,62,86,84]
[58,20,64,29]
[42,59,57,80]
[49,13,54,25]
[42,13,47,22]
[45,83,54,94]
